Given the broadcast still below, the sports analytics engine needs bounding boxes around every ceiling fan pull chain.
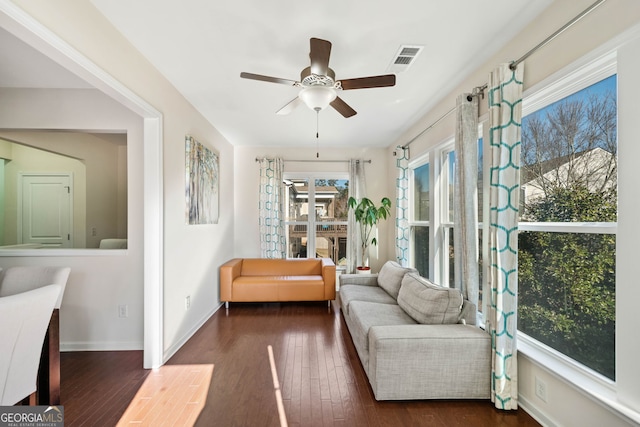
[316,111,320,157]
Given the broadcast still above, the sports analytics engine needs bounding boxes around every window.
[444,149,454,288]
[411,161,430,277]
[284,175,349,269]
[408,143,456,287]
[517,72,617,380]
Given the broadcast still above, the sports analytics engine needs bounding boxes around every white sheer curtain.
[486,63,524,410]
[395,147,410,266]
[258,157,286,258]
[453,93,480,306]
[347,159,366,273]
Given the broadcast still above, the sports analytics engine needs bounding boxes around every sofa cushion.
[339,284,396,315]
[376,261,417,300]
[397,273,463,324]
[348,301,417,370]
[240,258,322,276]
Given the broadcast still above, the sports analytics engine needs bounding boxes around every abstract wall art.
[185,135,219,224]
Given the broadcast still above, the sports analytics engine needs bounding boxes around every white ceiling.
[2,1,555,148]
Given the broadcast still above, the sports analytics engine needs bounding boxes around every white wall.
[387,0,640,425]
[0,87,145,350]
[234,145,391,273]
[2,1,235,361]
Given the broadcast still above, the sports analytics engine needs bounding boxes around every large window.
[408,71,618,382]
[517,73,617,380]
[284,175,349,268]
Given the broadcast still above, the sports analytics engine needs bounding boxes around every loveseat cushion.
[397,273,463,324]
[339,284,396,315]
[240,258,322,276]
[376,261,418,300]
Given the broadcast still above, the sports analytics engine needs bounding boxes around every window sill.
[0,248,129,257]
[517,333,640,425]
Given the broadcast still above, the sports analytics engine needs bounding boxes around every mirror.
[0,131,127,249]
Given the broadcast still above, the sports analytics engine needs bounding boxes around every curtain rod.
[255,158,371,164]
[510,0,607,70]
[401,84,486,149]
[401,0,606,150]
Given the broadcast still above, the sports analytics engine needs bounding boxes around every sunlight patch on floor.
[117,364,214,426]
[268,345,288,427]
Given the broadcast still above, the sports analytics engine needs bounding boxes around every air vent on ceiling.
[387,45,423,73]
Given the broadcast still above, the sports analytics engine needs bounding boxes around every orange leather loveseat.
[220,258,336,307]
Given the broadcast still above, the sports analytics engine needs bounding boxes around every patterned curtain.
[453,94,480,306]
[347,159,366,273]
[487,63,524,410]
[395,147,410,266]
[258,158,286,258]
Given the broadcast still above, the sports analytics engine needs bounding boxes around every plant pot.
[356,266,371,275]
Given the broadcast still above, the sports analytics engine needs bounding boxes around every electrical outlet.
[185,295,191,310]
[91,227,97,237]
[118,304,128,318]
[535,376,547,402]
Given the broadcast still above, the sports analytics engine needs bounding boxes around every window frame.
[408,141,456,287]
[515,47,618,392]
[283,172,349,263]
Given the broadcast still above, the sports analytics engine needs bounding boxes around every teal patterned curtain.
[395,147,410,266]
[258,158,286,258]
[487,63,523,410]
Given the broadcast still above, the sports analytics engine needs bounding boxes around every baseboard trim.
[61,341,143,352]
[162,303,223,363]
[518,394,557,427]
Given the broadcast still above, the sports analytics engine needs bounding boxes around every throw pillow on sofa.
[397,273,463,324]
[376,261,418,300]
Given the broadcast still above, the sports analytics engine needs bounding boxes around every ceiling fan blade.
[330,96,357,118]
[276,97,302,115]
[309,38,332,76]
[240,72,298,86]
[339,74,396,90]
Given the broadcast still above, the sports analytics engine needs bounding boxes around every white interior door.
[19,173,73,247]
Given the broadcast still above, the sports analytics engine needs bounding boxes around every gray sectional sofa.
[338,261,491,401]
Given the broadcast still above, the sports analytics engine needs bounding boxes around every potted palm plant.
[348,196,392,273]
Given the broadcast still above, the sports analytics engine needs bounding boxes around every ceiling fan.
[240,37,396,118]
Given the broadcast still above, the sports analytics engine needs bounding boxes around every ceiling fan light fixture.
[298,85,337,111]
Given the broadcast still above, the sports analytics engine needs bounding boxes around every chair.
[0,266,71,309]
[99,238,127,249]
[0,266,71,405]
[0,284,61,405]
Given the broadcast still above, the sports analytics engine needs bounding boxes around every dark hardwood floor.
[60,301,541,426]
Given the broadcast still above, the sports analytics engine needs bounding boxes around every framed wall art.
[185,135,219,224]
